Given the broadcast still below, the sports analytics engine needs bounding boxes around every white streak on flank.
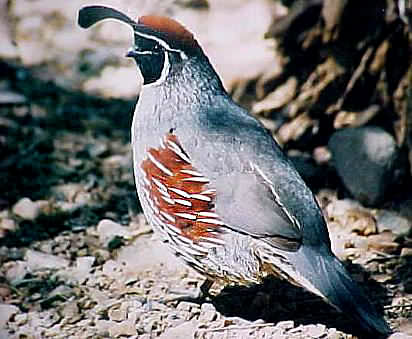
[159,137,165,149]
[175,212,196,220]
[166,140,181,152]
[175,234,191,244]
[190,194,211,202]
[206,228,219,233]
[191,243,208,253]
[147,152,173,176]
[159,189,170,198]
[182,176,209,183]
[161,196,175,205]
[177,151,191,163]
[152,178,168,193]
[148,196,156,210]
[160,211,175,223]
[179,244,204,256]
[166,140,191,163]
[180,169,202,176]
[165,224,182,235]
[174,199,192,207]
[199,236,226,245]
[197,218,225,225]
[143,176,150,186]
[169,187,190,198]
[201,189,216,195]
[198,211,219,218]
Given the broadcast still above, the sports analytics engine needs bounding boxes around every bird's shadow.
[209,262,390,338]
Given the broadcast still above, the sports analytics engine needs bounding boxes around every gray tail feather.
[293,246,392,337]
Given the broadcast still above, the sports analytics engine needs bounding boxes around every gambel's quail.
[78,6,391,336]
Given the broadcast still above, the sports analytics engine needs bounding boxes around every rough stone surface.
[328,126,401,206]
[25,249,69,271]
[377,211,412,237]
[0,304,19,327]
[12,198,41,220]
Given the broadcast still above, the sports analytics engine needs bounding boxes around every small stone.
[0,304,19,327]
[0,218,17,232]
[108,307,127,322]
[349,211,377,236]
[25,249,69,271]
[95,319,112,335]
[176,301,197,312]
[367,232,400,254]
[5,261,28,281]
[109,320,137,337]
[401,248,412,257]
[276,320,295,331]
[376,211,412,237]
[76,256,95,271]
[53,183,84,202]
[159,320,198,339]
[306,324,326,338]
[313,146,331,165]
[87,142,108,158]
[198,303,217,322]
[97,219,130,247]
[0,90,26,105]
[388,333,412,339]
[14,313,28,325]
[12,197,41,220]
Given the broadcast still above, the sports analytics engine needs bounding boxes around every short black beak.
[126,49,138,58]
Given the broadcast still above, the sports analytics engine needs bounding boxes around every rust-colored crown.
[138,15,200,50]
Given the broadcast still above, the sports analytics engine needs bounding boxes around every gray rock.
[388,333,412,339]
[377,211,412,237]
[25,249,69,271]
[12,198,41,220]
[0,304,19,327]
[108,320,137,337]
[328,126,401,206]
[0,90,26,105]
[159,320,198,339]
[97,219,130,247]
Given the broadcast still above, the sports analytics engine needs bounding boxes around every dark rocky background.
[0,0,411,338]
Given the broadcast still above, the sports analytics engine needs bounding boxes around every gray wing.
[176,99,320,251]
[213,171,302,251]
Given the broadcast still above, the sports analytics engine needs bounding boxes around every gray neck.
[132,54,225,153]
[141,54,225,115]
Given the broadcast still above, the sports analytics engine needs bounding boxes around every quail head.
[78,6,391,337]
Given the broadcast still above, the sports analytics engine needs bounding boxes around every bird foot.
[163,279,214,304]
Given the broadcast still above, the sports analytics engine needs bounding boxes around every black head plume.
[78,5,136,29]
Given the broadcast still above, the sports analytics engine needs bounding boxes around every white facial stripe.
[134,31,188,60]
[133,30,189,87]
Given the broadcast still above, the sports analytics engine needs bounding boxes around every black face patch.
[131,35,166,85]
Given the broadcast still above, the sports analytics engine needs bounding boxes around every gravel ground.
[1,0,412,338]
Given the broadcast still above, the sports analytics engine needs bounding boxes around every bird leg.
[164,278,214,304]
